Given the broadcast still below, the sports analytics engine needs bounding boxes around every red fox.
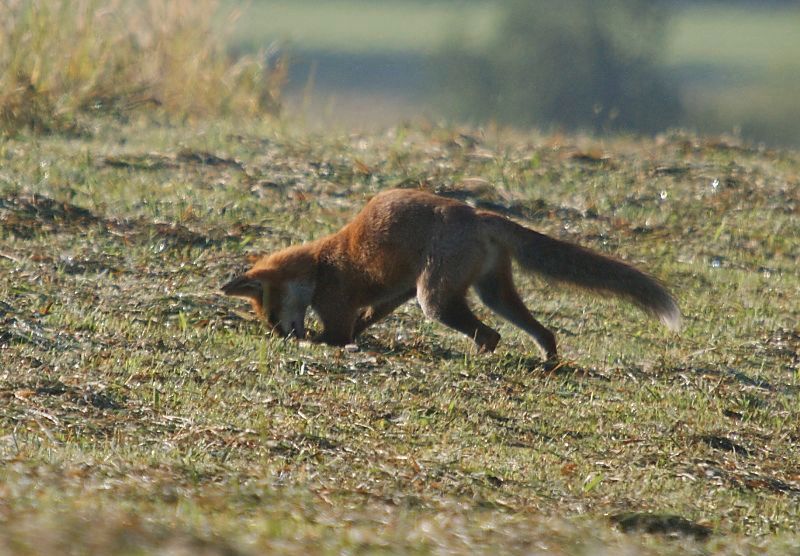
[222,188,679,360]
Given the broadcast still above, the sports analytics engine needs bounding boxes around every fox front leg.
[312,304,358,346]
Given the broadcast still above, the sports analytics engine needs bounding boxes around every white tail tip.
[660,303,682,332]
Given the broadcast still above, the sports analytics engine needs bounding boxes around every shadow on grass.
[356,334,466,362]
[675,365,800,394]
[610,512,712,540]
[0,192,270,249]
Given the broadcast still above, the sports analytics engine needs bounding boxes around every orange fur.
[222,189,679,360]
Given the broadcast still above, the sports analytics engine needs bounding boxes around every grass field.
[224,0,499,54]
[666,6,800,73]
[223,1,800,146]
[224,1,800,73]
[1,118,798,553]
[665,4,800,146]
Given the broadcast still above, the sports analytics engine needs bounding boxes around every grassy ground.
[1,120,799,554]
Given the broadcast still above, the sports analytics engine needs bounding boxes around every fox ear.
[221,275,263,302]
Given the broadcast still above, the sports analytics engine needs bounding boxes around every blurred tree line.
[437,0,682,134]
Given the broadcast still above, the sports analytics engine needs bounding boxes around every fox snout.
[222,271,313,343]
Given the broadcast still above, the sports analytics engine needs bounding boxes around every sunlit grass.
[0,0,285,135]
[1,119,798,553]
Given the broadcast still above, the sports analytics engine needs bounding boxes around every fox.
[221,188,680,360]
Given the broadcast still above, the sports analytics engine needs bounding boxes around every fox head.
[221,248,316,339]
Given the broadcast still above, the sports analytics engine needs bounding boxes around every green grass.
[1,120,799,553]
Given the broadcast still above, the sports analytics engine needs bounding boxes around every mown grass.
[1,119,798,554]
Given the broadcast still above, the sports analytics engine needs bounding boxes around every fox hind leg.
[473,254,558,360]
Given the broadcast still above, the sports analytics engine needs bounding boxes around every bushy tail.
[484,215,681,331]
